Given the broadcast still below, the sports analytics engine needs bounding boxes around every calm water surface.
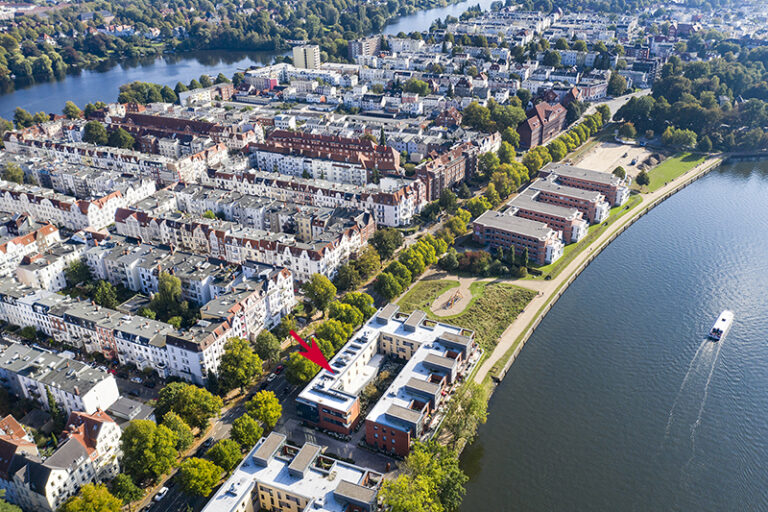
[461,163,768,511]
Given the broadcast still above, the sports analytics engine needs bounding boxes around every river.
[0,0,497,119]
[461,162,768,511]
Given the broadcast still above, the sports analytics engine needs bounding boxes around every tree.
[342,292,376,319]
[246,390,282,429]
[13,107,34,128]
[0,492,21,512]
[546,139,567,162]
[46,387,66,433]
[107,127,135,149]
[94,280,118,309]
[636,170,650,187]
[385,261,412,289]
[484,183,501,206]
[618,122,637,139]
[63,101,81,119]
[83,121,108,145]
[375,272,403,301]
[231,414,263,449]
[522,151,544,175]
[698,135,713,152]
[156,382,223,430]
[254,330,281,362]
[439,189,458,213]
[464,196,491,218]
[273,315,296,341]
[441,381,488,451]
[516,88,532,106]
[121,420,178,483]
[370,228,404,259]
[403,78,430,96]
[61,484,121,512]
[497,141,515,164]
[315,318,353,349]
[334,264,361,291]
[354,246,381,277]
[542,50,561,67]
[162,412,194,452]
[501,127,520,149]
[380,474,442,512]
[64,260,91,286]
[438,249,459,271]
[178,458,222,497]
[596,104,611,123]
[327,302,364,330]
[285,352,318,384]
[2,163,24,184]
[405,442,468,511]
[206,439,242,472]
[109,474,144,505]
[138,307,156,319]
[219,337,263,393]
[612,166,626,179]
[302,274,336,313]
[608,72,627,96]
[661,126,697,148]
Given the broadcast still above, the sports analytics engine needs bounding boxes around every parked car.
[274,365,284,374]
[128,389,141,397]
[130,376,143,384]
[202,437,214,448]
[154,487,169,501]
[143,380,156,389]
[267,373,277,383]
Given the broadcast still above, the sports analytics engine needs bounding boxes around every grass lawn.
[641,152,706,192]
[398,279,459,313]
[532,194,643,279]
[399,280,536,351]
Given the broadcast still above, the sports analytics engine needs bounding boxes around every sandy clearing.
[575,141,656,178]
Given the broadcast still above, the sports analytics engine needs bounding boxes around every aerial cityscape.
[0,0,764,510]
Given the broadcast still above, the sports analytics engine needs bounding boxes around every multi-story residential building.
[113,207,373,283]
[348,35,382,60]
[202,432,382,512]
[0,410,121,512]
[0,182,139,231]
[293,45,321,69]
[529,177,610,224]
[545,163,630,206]
[507,189,588,244]
[296,305,480,456]
[472,210,564,265]
[518,102,568,148]
[0,343,120,415]
[0,221,60,277]
[201,170,425,227]
[15,241,86,291]
[415,141,478,200]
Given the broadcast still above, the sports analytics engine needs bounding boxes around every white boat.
[708,310,734,341]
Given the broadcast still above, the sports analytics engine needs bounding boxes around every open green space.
[398,279,459,313]
[642,152,706,192]
[532,194,642,279]
[399,280,536,351]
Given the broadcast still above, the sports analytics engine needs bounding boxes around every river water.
[0,0,497,119]
[461,163,768,511]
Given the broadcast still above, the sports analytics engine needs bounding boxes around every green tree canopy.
[218,337,263,393]
[61,484,121,512]
[83,121,108,145]
[109,474,144,505]
[120,420,178,483]
[246,390,282,429]
[254,330,281,362]
[301,274,337,313]
[156,382,223,430]
[178,458,222,497]
[162,411,194,453]
[231,413,263,449]
[206,439,242,472]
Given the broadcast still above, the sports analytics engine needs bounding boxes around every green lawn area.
[398,279,459,313]
[642,152,706,192]
[532,194,643,279]
[399,280,536,351]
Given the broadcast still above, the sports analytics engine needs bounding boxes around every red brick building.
[415,142,477,200]
[517,102,567,148]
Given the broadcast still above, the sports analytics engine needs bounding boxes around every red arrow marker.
[290,330,335,374]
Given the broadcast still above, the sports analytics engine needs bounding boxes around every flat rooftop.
[547,163,622,186]
[529,178,605,202]
[202,433,380,512]
[474,210,555,240]
[507,189,583,221]
[297,306,471,414]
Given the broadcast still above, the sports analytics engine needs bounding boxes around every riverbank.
[473,154,724,387]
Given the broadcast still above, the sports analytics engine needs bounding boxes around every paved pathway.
[473,156,722,384]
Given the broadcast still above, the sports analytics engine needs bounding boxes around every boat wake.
[661,338,712,444]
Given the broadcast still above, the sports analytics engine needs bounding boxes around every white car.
[130,376,143,384]
[267,373,277,383]
[154,487,169,501]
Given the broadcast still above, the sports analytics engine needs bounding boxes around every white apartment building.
[293,45,321,69]
[251,148,369,186]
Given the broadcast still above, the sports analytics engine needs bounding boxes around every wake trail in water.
[682,338,724,477]
[662,339,710,444]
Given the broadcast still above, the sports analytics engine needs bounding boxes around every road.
[584,88,650,118]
